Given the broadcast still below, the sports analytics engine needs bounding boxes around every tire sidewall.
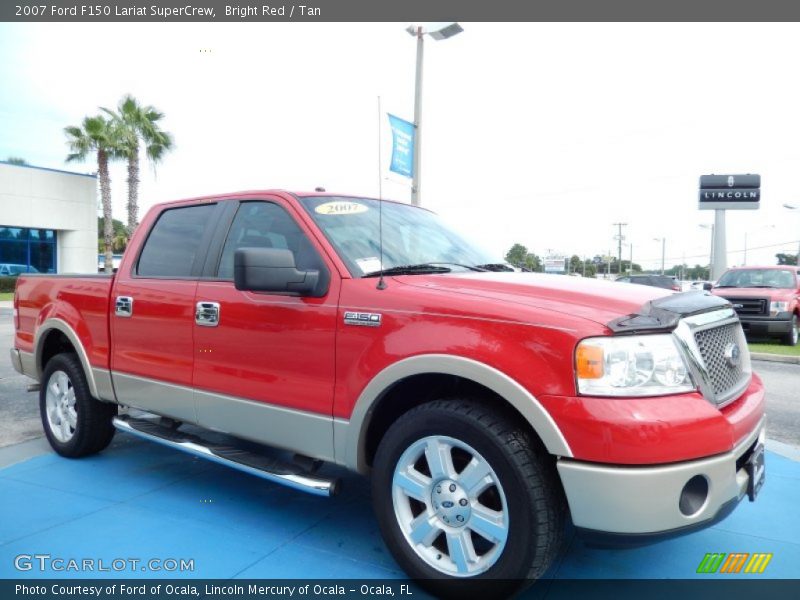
[372,406,542,583]
[39,354,92,456]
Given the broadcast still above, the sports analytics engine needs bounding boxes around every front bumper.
[738,315,793,337]
[558,416,765,541]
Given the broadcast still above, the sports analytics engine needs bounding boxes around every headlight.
[575,334,695,397]
[770,301,789,315]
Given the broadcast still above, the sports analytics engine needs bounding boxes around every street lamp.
[406,22,464,206]
[653,237,666,275]
[784,203,800,265]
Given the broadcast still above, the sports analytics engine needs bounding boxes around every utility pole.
[613,223,627,275]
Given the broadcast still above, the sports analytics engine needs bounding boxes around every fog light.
[679,475,709,516]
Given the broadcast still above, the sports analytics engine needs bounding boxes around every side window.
[217,202,325,281]
[137,204,216,277]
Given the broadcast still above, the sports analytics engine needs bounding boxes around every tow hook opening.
[679,474,709,516]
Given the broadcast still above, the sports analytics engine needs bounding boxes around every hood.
[712,287,793,300]
[394,272,675,327]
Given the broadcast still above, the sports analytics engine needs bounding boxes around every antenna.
[376,192,387,290]
[376,96,387,290]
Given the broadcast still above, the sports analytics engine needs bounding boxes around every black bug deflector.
[607,291,732,334]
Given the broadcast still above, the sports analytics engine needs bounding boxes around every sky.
[1,22,799,271]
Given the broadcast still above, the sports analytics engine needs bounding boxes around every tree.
[776,253,798,266]
[103,95,173,236]
[65,116,123,273]
[505,243,542,271]
[97,218,128,253]
[6,156,27,165]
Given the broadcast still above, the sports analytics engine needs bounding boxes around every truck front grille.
[693,322,748,405]
[720,296,768,316]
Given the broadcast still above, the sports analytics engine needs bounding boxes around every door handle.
[195,301,220,327]
[115,296,133,317]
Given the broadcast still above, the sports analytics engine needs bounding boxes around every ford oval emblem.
[441,501,454,508]
[724,342,741,368]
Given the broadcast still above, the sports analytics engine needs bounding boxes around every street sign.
[699,174,760,210]
[388,114,415,179]
[544,257,566,273]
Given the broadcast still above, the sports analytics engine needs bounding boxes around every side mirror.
[703,282,713,291]
[234,248,321,296]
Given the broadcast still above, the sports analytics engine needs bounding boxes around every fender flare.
[34,318,115,402]
[339,354,573,473]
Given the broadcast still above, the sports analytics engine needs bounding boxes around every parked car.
[10,192,766,596]
[711,266,800,346]
[0,263,39,276]
[691,280,714,291]
[616,274,681,291]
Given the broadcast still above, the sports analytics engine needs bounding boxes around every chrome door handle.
[195,301,220,327]
[115,296,133,317]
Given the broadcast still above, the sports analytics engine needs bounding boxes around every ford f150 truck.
[711,265,800,346]
[11,192,766,595]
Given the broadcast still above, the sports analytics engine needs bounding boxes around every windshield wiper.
[427,262,488,272]
[474,263,515,272]
[363,264,452,277]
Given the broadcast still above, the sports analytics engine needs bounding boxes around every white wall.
[0,162,97,273]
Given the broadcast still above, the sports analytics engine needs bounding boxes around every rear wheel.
[371,399,565,597]
[40,353,117,457]
[782,314,798,346]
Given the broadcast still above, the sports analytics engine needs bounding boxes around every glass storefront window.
[0,226,56,274]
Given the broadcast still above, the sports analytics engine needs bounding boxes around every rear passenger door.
[111,202,222,423]
[191,198,339,458]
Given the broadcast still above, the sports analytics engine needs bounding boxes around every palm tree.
[65,116,122,273]
[104,95,173,236]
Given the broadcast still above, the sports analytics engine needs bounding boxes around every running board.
[112,416,339,497]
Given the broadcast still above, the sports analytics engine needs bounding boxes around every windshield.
[716,268,797,289]
[298,196,498,276]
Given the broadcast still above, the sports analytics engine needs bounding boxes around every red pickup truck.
[11,191,765,595]
[711,265,800,346]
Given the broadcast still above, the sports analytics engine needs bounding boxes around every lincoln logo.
[724,343,741,368]
[728,175,735,187]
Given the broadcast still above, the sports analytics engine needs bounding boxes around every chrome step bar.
[112,416,339,497]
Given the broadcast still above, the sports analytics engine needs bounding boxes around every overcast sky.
[1,22,799,270]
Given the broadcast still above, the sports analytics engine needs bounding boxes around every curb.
[750,352,800,365]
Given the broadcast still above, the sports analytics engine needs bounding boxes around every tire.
[39,353,117,458]
[371,398,565,598]
[782,314,798,346]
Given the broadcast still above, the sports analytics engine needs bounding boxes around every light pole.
[699,224,714,279]
[653,237,666,275]
[406,22,463,206]
[784,204,800,265]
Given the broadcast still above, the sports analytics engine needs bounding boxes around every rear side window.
[137,204,216,277]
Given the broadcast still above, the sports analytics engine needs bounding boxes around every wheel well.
[39,329,76,373]
[363,373,545,468]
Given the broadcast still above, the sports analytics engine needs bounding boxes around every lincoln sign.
[699,174,761,210]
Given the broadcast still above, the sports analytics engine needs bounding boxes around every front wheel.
[782,314,798,346]
[40,353,117,457]
[371,399,565,597]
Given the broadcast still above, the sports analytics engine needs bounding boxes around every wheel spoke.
[458,457,493,496]
[57,372,69,393]
[408,512,441,546]
[446,530,477,574]
[394,469,431,502]
[66,407,78,428]
[425,439,456,480]
[59,417,71,440]
[49,380,60,396]
[469,504,508,544]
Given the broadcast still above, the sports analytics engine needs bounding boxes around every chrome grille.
[693,323,746,402]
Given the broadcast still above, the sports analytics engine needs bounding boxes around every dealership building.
[0,160,98,275]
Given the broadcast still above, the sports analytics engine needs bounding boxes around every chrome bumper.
[558,417,766,536]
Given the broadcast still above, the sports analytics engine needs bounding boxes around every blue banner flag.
[388,114,415,178]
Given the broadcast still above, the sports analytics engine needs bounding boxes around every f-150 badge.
[344,311,382,327]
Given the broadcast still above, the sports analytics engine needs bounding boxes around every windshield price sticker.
[315,201,368,215]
